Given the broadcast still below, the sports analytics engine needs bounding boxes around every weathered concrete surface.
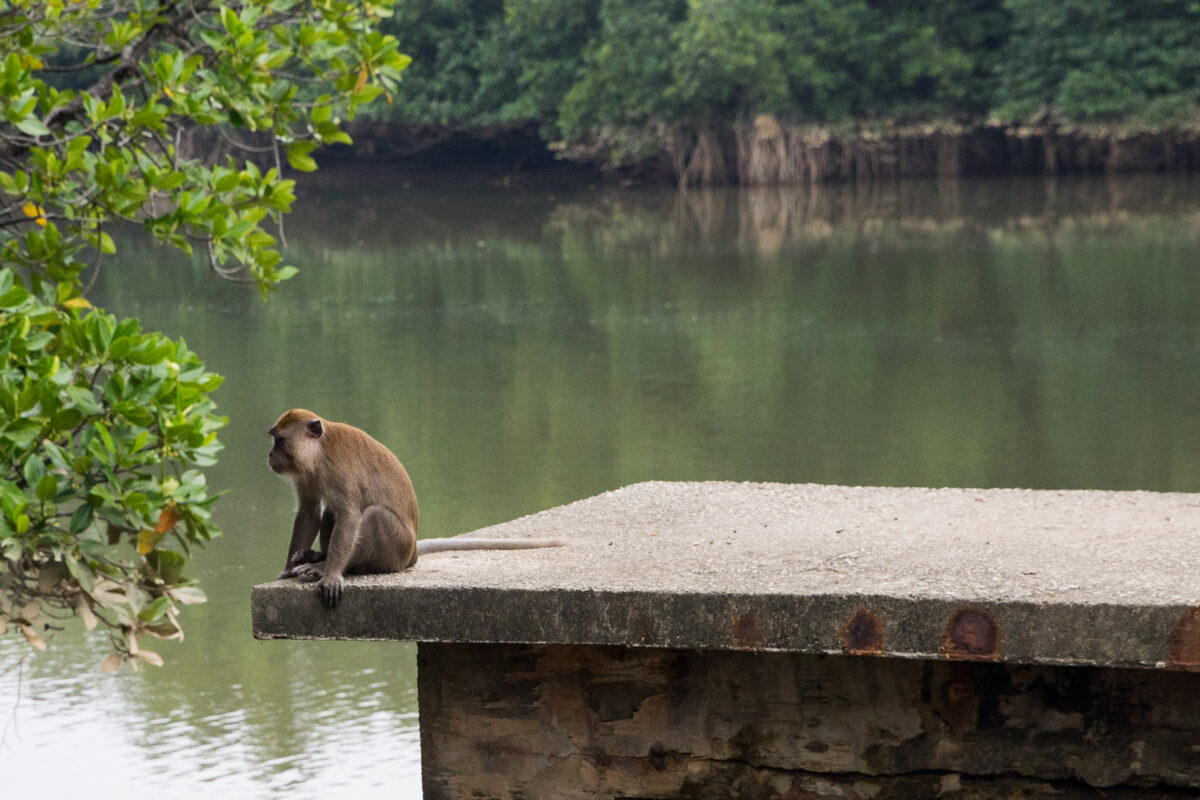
[419,643,1200,800]
[252,481,1200,668]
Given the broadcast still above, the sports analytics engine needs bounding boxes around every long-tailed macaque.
[268,409,562,607]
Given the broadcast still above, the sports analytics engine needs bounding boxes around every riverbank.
[331,118,1200,188]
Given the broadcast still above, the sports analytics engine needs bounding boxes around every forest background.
[351,0,1200,185]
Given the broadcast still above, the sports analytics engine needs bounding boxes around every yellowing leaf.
[21,201,46,226]
[171,586,207,605]
[355,64,369,92]
[144,616,184,641]
[100,653,122,673]
[19,599,42,622]
[135,649,163,667]
[137,528,165,555]
[155,501,181,533]
[20,624,47,651]
[62,296,92,310]
[76,596,97,631]
[163,86,174,98]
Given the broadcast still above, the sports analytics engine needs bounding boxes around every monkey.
[268,409,562,607]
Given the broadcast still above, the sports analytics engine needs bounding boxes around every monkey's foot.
[292,563,325,581]
[291,548,325,566]
[279,550,325,579]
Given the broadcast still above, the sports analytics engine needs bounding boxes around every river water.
[3,170,1200,797]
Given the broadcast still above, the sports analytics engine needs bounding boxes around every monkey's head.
[267,408,324,476]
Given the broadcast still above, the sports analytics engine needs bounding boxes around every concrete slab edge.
[251,580,1200,671]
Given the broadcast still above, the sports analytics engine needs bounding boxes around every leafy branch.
[0,0,409,670]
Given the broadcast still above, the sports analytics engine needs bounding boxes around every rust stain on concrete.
[840,607,884,655]
[941,608,1000,661]
[1169,606,1200,669]
[933,669,980,735]
[732,614,761,648]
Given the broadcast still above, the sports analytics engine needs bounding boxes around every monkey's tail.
[416,537,565,554]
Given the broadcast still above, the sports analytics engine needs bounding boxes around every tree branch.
[3,1,215,163]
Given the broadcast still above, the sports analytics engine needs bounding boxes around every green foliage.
[667,0,789,118]
[0,1,407,669]
[376,0,1200,159]
[997,0,1200,125]
[1,0,409,292]
[0,272,221,669]
[556,0,679,146]
[376,0,590,129]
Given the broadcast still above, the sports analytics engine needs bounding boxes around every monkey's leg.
[345,505,416,574]
[311,506,415,607]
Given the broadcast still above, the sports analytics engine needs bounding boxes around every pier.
[252,481,1200,798]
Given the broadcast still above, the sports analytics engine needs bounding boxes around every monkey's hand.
[316,574,345,608]
[292,564,345,607]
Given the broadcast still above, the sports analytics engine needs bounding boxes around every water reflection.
[3,172,1200,795]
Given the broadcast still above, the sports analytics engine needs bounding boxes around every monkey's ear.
[306,419,324,438]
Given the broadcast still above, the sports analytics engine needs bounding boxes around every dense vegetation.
[368,0,1200,177]
[0,0,405,669]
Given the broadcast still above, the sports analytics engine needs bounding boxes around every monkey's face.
[267,414,324,475]
[267,429,296,475]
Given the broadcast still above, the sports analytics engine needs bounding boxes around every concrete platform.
[252,481,1200,669]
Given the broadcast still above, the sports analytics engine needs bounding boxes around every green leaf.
[138,596,172,623]
[50,407,83,430]
[35,475,57,503]
[3,419,41,446]
[110,336,133,360]
[22,456,45,489]
[0,480,26,522]
[115,401,153,426]
[106,87,126,118]
[66,386,103,415]
[69,504,94,534]
[214,171,239,192]
[15,117,50,137]
[0,286,29,308]
[92,421,116,454]
[146,549,185,585]
[286,140,318,172]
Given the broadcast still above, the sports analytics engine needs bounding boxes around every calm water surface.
[3,171,1200,796]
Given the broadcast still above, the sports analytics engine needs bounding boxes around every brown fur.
[269,409,564,608]
[268,409,419,607]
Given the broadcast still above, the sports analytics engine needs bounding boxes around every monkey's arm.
[416,537,564,554]
[279,499,322,579]
[310,505,362,607]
